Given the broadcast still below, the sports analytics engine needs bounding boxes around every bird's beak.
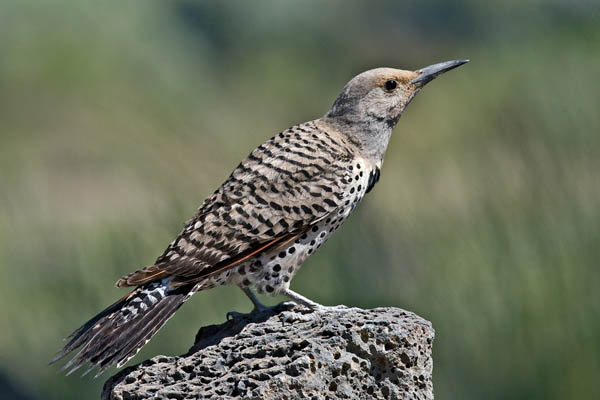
[410,59,469,86]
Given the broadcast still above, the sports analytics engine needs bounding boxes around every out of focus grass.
[1,1,599,399]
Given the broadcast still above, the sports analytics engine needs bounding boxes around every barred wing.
[117,121,357,288]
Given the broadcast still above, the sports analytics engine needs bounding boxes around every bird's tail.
[50,280,193,377]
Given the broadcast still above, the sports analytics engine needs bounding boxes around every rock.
[102,304,434,400]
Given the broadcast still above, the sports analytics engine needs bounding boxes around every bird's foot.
[226,301,296,321]
[279,288,353,313]
[296,303,356,313]
[275,301,298,311]
[279,304,354,324]
[312,304,355,312]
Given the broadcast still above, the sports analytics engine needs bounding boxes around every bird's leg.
[241,287,269,311]
[226,287,295,320]
[280,288,351,312]
[280,288,322,309]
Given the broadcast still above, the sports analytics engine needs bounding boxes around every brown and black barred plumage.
[52,60,468,376]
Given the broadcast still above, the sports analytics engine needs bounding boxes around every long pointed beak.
[410,59,469,85]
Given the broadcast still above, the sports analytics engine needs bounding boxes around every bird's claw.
[310,304,354,313]
[277,301,297,311]
[226,301,298,321]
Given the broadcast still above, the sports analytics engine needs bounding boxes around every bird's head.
[324,59,468,160]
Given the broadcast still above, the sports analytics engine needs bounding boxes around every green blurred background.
[1,0,599,398]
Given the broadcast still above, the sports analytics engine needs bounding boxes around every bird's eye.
[384,79,398,92]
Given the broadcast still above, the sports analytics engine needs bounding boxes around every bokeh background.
[1,0,599,399]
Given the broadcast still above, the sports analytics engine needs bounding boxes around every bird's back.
[119,119,378,292]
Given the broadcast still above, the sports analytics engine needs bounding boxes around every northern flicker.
[52,59,468,376]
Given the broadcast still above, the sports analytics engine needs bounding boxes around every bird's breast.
[225,158,377,295]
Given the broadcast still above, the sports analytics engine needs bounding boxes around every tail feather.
[95,295,184,374]
[107,298,182,370]
[51,281,193,376]
[50,292,133,365]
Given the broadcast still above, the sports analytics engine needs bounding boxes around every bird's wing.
[116,121,357,288]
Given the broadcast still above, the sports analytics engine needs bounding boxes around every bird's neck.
[319,116,394,165]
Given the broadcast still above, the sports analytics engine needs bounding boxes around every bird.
[51,59,468,376]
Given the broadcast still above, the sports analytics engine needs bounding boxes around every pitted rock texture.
[102,305,434,400]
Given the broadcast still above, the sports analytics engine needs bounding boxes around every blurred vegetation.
[1,0,599,399]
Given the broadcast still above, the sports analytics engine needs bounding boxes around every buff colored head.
[324,59,469,160]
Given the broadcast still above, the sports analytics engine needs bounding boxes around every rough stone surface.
[102,305,434,400]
